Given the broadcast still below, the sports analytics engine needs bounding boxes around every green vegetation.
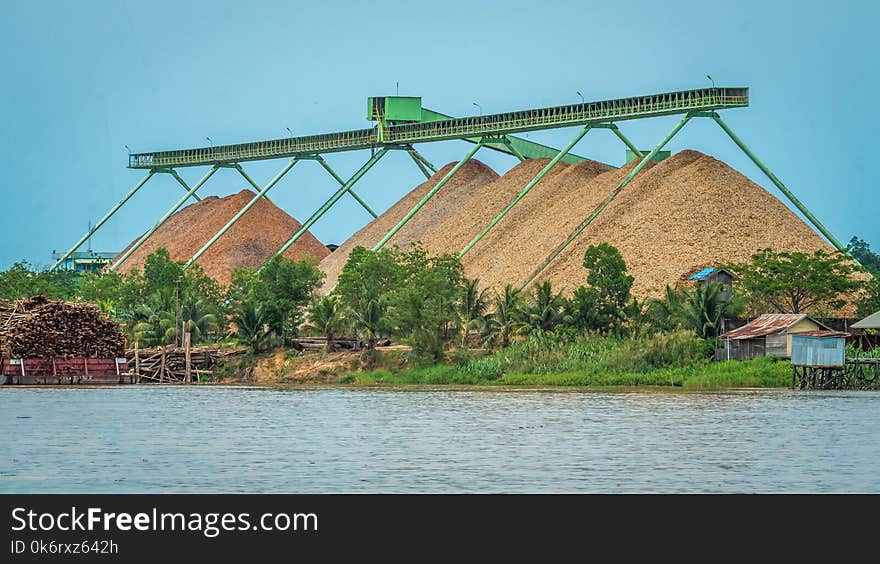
[1,236,876,388]
[726,248,859,314]
[647,283,744,339]
[0,248,324,349]
[345,353,789,389]
[847,236,880,275]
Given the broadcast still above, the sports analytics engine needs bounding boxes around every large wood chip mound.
[0,296,126,358]
[319,150,840,300]
[318,159,501,289]
[114,189,330,285]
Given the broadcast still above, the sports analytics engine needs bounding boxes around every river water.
[1,386,878,493]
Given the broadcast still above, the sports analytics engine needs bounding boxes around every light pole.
[124,144,130,154]
[206,137,213,146]
[707,74,715,88]
[576,91,584,104]
[285,127,293,137]
[473,102,482,115]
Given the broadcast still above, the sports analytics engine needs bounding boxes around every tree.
[484,284,526,349]
[457,278,490,347]
[130,288,177,346]
[231,301,275,353]
[847,236,880,275]
[0,261,81,300]
[334,246,405,359]
[253,256,323,339]
[304,295,343,352]
[523,281,564,333]
[728,248,859,314]
[386,251,465,361]
[577,243,634,333]
[856,278,880,318]
[650,282,744,339]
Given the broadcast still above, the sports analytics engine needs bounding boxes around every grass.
[343,355,791,389]
[261,331,795,389]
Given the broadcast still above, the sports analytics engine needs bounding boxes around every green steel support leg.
[272,148,389,259]
[374,142,484,252]
[408,148,437,174]
[315,157,378,218]
[231,164,278,207]
[518,114,693,290]
[610,125,642,158]
[502,137,527,161]
[459,125,593,259]
[184,159,299,269]
[51,171,155,270]
[168,170,202,202]
[407,150,433,179]
[109,166,219,271]
[711,113,849,254]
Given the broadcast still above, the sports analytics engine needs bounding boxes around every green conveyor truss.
[56,85,850,280]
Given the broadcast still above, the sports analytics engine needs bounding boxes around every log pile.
[0,296,125,359]
[289,337,392,351]
[127,346,247,383]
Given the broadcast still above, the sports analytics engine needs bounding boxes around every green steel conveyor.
[54,85,850,286]
[127,87,747,169]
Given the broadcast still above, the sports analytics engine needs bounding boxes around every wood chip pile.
[114,189,330,285]
[319,150,838,299]
[318,159,500,289]
[0,296,126,358]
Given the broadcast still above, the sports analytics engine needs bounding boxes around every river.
[1,386,878,493]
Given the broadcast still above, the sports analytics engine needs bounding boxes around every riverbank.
[343,356,791,388]
[237,343,792,389]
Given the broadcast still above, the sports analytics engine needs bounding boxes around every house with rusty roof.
[718,313,832,360]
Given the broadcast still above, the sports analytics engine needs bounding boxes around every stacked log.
[127,346,247,383]
[288,337,392,351]
[0,296,125,359]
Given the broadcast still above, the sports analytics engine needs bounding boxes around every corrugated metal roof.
[688,267,716,280]
[794,330,851,338]
[720,314,828,340]
[852,310,880,329]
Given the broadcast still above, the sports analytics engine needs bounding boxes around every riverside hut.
[719,314,831,360]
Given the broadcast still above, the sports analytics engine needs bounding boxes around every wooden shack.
[790,331,849,368]
[687,267,735,301]
[718,314,831,360]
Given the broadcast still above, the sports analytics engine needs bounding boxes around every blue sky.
[1,0,877,269]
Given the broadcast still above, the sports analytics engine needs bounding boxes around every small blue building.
[50,251,116,272]
[790,330,850,368]
[688,267,735,301]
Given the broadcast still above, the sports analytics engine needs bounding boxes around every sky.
[1,0,877,269]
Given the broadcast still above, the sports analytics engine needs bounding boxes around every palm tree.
[457,278,490,347]
[523,281,563,333]
[650,282,742,339]
[484,284,526,349]
[179,297,219,344]
[232,301,274,352]
[304,295,342,352]
[130,289,176,346]
[351,292,384,355]
[681,282,740,339]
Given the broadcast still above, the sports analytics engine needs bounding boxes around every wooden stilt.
[134,341,141,384]
[184,332,192,384]
[160,348,166,383]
